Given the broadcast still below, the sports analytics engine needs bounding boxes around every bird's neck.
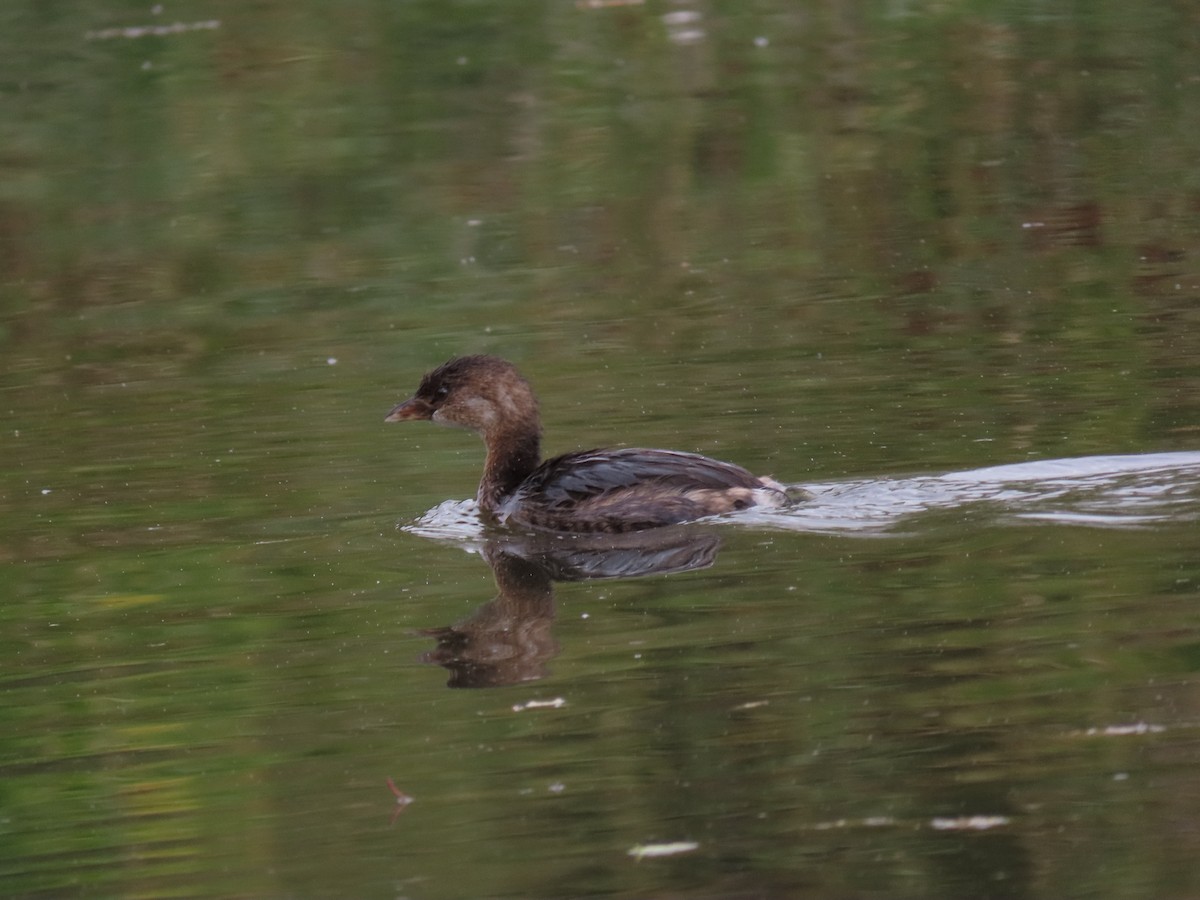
[478,425,541,513]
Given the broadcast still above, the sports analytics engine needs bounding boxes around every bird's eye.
[433,385,450,402]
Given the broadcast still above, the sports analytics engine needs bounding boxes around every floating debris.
[814,816,896,830]
[662,10,701,25]
[732,700,770,711]
[512,698,567,712]
[1082,722,1165,736]
[810,814,1009,832]
[386,777,413,806]
[386,777,413,825]
[929,815,1010,831]
[86,20,220,41]
[628,841,699,860]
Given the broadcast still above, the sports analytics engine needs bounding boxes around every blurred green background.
[2,2,1199,898]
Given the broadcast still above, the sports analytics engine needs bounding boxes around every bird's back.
[495,448,788,532]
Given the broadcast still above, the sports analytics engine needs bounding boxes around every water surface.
[2,2,1200,898]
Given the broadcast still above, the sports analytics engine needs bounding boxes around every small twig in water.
[386,777,413,825]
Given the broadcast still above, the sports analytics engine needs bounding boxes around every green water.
[2,2,1200,898]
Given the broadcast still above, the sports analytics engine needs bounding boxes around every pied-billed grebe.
[386,355,794,533]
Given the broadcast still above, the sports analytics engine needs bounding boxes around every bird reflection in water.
[420,527,722,688]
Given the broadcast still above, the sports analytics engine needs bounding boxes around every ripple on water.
[752,450,1200,534]
[402,452,1200,542]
